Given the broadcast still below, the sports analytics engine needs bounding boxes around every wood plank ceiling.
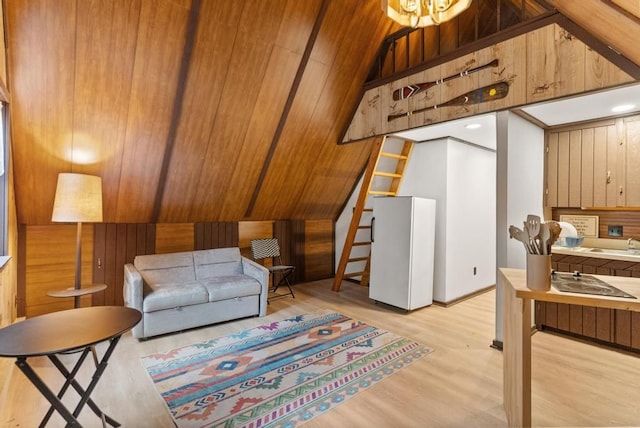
[5,0,640,226]
[6,0,393,225]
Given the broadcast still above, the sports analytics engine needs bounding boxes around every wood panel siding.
[155,223,194,254]
[24,225,96,317]
[194,222,239,250]
[304,219,334,281]
[343,21,636,143]
[252,0,393,220]
[546,0,640,67]
[547,115,640,209]
[6,0,391,226]
[93,223,156,307]
[553,208,640,240]
[22,219,328,315]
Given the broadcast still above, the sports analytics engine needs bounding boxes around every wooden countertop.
[500,268,640,427]
[552,245,640,262]
[500,268,640,311]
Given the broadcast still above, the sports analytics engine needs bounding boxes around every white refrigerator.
[369,196,436,310]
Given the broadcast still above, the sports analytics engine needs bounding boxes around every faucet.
[628,238,639,250]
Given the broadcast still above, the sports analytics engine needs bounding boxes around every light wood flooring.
[1,279,640,427]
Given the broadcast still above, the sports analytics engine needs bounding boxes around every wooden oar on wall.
[392,59,499,101]
[387,81,510,122]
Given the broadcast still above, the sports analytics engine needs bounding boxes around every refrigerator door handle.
[371,217,375,243]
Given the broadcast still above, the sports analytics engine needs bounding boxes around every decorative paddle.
[387,81,510,122]
[392,59,499,101]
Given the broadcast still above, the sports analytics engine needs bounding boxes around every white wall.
[445,140,496,302]
[401,138,496,303]
[495,111,545,343]
[400,141,448,300]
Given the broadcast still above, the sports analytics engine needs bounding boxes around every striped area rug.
[141,310,432,427]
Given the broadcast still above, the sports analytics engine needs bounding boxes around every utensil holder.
[526,254,551,291]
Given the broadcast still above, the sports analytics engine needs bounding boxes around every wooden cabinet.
[545,115,640,208]
[624,116,640,206]
[535,253,640,353]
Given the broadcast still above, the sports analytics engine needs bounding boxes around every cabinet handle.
[371,217,375,243]
[620,186,624,196]
[607,171,611,184]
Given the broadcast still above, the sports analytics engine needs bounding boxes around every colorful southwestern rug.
[141,310,432,427]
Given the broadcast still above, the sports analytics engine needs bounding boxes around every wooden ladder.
[332,136,414,292]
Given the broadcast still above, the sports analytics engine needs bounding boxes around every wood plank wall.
[21,219,334,317]
[344,20,636,143]
[553,208,640,240]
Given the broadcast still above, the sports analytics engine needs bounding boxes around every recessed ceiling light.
[611,104,635,113]
[465,123,482,130]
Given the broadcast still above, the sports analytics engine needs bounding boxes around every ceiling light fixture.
[611,104,635,113]
[382,0,472,27]
[465,123,481,130]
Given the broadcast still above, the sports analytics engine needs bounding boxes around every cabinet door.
[546,133,559,207]
[557,131,570,207]
[569,130,582,207]
[547,120,621,208]
[580,128,594,207]
[624,117,640,206]
[592,126,609,206]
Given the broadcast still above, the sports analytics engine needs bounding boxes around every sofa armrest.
[124,263,144,339]
[241,256,269,317]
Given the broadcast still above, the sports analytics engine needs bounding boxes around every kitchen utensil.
[510,225,533,254]
[546,221,562,250]
[526,215,541,254]
[538,222,551,254]
[521,221,535,254]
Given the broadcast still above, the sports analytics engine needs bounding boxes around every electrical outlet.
[608,225,623,237]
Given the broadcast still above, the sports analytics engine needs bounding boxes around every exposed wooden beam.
[244,0,329,218]
[556,15,640,79]
[151,0,201,223]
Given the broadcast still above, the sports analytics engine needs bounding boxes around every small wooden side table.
[47,284,107,308]
[0,306,141,427]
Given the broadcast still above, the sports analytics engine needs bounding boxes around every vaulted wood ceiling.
[5,0,640,226]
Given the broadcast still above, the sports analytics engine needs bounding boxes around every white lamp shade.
[52,173,103,223]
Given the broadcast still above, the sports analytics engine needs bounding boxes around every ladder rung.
[352,241,371,246]
[357,225,371,229]
[380,152,408,160]
[369,190,395,196]
[344,272,364,278]
[348,257,369,262]
[374,171,402,178]
[363,208,373,212]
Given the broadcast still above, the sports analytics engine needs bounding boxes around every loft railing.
[367,0,554,84]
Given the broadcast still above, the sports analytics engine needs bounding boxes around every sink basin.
[589,248,640,256]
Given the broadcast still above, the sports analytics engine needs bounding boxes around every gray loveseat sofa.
[123,247,269,340]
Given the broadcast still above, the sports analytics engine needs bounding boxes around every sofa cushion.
[135,252,196,284]
[201,275,262,302]
[143,282,208,313]
[194,248,243,279]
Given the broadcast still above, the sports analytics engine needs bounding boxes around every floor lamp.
[51,173,103,308]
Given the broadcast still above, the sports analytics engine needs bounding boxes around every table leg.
[40,347,92,426]
[503,277,532,427]
[15,357,82,428]
[48,337,123,427]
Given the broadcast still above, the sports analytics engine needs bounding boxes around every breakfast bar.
[500,268,640,427]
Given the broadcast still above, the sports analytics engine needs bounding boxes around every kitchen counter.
[552,245,640,262]
[500,268,640,427]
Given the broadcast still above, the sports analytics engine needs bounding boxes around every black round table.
[0,306,141,427]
